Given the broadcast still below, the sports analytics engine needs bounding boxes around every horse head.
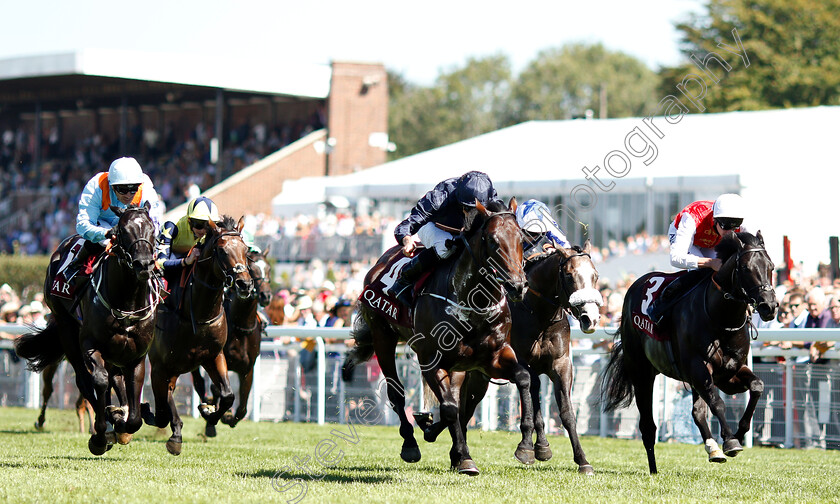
[202,216,254,299]
[247,245,273,307]
[556,240,602,333]
[471,197,527,302]
[716,230,778,321]
[110,202,156,281]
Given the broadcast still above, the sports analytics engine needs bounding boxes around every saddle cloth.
[49,238,95,300]
[630,270,690,342]
[359,251,432,328]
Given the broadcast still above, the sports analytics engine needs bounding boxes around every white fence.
[1,325,839,450]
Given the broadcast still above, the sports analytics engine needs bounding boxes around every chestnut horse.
[141,216,253,455]
[603,231,777,474]
[192,246,272,436]
[17,203,162,455]
[343,199,531,475]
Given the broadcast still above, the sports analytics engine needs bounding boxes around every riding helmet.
[455,171,494,207]
[187,196,220,222]
[108,157,145,186]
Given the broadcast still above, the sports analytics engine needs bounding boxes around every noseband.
[459,210,519,287]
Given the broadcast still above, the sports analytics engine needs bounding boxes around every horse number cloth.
[631,270,689,342]
[359,252,431,328]
[50,238,94,300]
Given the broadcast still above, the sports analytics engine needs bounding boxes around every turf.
[0,406,837,503]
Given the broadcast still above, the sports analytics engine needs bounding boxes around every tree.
[667,0,840,111]
[509,43,659,122]
[388,55,513,159]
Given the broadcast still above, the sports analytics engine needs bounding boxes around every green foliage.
[388,45,659,160]
[0,254,49,299]
[665,0,840,111]
[510,43,660,122]
[1,407,839,503]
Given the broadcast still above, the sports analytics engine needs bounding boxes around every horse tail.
[14,321,65,373]
[601,336,635,412]
[341,315,375,382]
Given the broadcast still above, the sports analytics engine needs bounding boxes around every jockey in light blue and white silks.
[515,199,570,248]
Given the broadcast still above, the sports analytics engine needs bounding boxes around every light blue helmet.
[108,157,144,186]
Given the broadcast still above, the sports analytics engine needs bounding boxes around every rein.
[187,230,248,330]
[708,246,768,338]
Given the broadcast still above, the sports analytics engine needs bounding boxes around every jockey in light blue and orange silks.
[76,157,164,246]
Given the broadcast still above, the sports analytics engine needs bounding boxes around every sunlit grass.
[0,407,837,503]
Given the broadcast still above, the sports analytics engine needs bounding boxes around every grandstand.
[0,50,388,253]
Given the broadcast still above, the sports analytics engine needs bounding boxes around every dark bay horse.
[343,199,531,475]
[192,245,272,436]
[141,216,253,455]
[16,203,162,455]
[453,242,602,475]
[603,231,778,474]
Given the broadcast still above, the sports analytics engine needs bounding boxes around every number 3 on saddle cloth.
[632,270,693,342]
[50,237,99,300]
[359,250,433,328]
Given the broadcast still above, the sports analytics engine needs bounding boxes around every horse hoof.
[423,430,439,443]
[400,446,421,463]
[723,439,743,457]
[535,444,553,461]
[452,459,479,476]
[198,403,216,420]
[88,438,109,456]
[413,412,434,430]
[34,422,44,431]
[104,430,117,445]
[205,423,217,438]
[708,450,726,463]
[220,411,235,426]
[116,432,133,445]
[578,464,595,475]
[166,439,182,456]
[514,448,536,465]
[106,405,128,423]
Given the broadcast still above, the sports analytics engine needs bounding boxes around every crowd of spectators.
[0,111,324,255]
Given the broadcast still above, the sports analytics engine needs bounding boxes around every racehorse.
[192,246,272,436]
[141,215,253,455]
[16,203,162,455]
[602,231,777,474]
[451,242,602,474]
[343,199,531,475]
[35,360,95,434]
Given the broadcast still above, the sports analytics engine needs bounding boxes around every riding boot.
[647,275,688,326]
[64,245,92,282]
[388,248,440,307]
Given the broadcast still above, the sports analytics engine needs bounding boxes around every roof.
[280,106,840,271]
[0,50,331,112]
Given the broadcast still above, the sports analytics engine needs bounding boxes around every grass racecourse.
[1,407,838,503]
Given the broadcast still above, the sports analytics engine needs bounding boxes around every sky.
[3,0,704,85]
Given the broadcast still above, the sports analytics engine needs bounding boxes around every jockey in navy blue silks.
[387,171,500,306]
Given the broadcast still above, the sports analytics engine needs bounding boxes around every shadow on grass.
[239,468,395,484]
[0,429,53,435]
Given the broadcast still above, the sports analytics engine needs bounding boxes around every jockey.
[647,193,749,325]
[155,196,220,286]
[515,199,570,256]
[387,170,501,306]
[66,157,163,281]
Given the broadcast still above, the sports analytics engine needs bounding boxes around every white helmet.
[108,157,144,186]
[712,193,745,219]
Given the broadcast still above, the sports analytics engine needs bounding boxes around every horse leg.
[528,369,552,462]
[458,371,490,444]
[494,347,535,465]
[550,359,594,475]
[36,362,57,430]
[690,368,741,459]
[107,372,128,431]
[116,360,146,445]
[165,375,184,455]
[424,368,476,475]
[200,352,235,429]
[191,369,211,403]
[226,369,253,427]
[727,365,764,446]
[630,367,659,474]
[690,390,725,463]
[80,343,113,456]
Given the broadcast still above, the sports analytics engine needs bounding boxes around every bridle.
[715,247,773,308]
[92,210,163,324]
[193,231,249,291]
[458,210,521,290]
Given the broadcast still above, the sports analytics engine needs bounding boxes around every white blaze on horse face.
[568,261,601,332]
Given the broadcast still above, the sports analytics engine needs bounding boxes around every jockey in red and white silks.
[668,193,749,271]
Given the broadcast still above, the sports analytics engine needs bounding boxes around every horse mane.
[463,199,507,235]
[714,231,758,263]
[216,215,238,232]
